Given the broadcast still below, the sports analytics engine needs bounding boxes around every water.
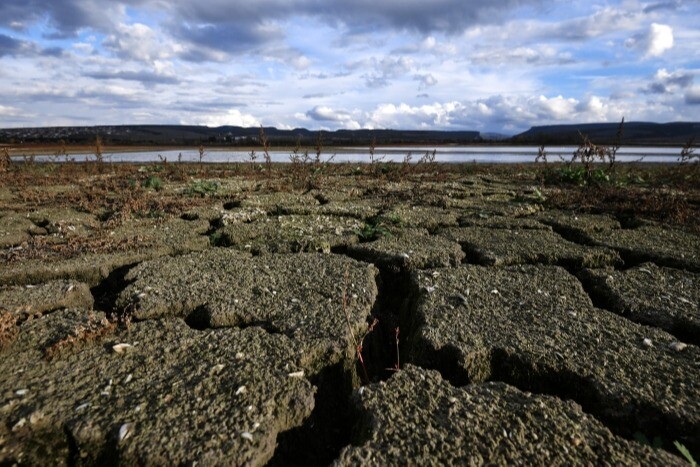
[15,146,686,164]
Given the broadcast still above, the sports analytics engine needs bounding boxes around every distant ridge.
[513,122,700,145]
[2,122,698,146]
[0,125,480,146]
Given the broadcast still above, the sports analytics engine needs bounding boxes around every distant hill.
[513,122,700,145]
[0,125,480,146]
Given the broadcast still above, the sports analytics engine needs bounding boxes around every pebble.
[119,423,135,442]
[669,342,688,352]
[112,343,133,354]
[642,338,653,348]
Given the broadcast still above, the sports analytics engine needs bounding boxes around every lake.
[16,145,687,164]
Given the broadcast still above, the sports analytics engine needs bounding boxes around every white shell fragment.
[210,364,225,375]
[288,371,305,378]
[642,338,653,348]
[15,389,28,396]
[119,423,135,442]
[235,385,246,395]
[669,341,688,352]
[241,432,254,441]
[124,374,133,384]
[112,343,133,354]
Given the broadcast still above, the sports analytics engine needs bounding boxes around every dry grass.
[44,311,116,361]
[0,310,19,350]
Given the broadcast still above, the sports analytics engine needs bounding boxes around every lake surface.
[18,146,686,164]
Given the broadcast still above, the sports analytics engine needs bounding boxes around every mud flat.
[1,163,699,465]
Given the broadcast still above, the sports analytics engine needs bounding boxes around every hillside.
[513,122,700,145]
[0,125,480,146]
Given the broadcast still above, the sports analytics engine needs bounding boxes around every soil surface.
[1,162,698,465]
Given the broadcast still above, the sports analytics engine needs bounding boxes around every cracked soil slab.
[579,263,700,345]
[116,250,378,375]
[335,365,682,466]
[408,264,700,451]
[0,310,314,466]
[439,227,622,269]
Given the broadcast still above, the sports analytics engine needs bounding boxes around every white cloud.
[306,106,361,129]
[0,104,23,117]
[104,23,182,64]
[645,23,674,57]
[187,109,261,127]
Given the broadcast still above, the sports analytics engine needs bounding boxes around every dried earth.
[1,164,698,465]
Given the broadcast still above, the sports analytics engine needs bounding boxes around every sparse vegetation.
[142,175,164,191]
[354,215,403,241]
[679,137,697,164]
[0,147,10,172]
[186,179,220,197]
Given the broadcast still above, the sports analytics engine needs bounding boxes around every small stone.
[669,341,688,352]
[642,338,653,348]
[241,432,253,442]
[12,418,27,432]
[288,371,305,378]
[15,389,28,396]
[235,385,246,395]
[112,343,133,354]
[119,423,135,442]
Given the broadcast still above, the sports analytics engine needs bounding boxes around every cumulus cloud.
[305,106,361,129]
[104,23,182,64]
[643,68,694,94]
[646,23,674,57]
[627,23,674,58]
[187,109,261,127]
[303,93,634,133]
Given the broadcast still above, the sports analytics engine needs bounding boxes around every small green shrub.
[142,176,163,191]
[186,180,220,197]
[354,215,403,241]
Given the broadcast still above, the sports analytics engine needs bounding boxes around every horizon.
[1,1,699,133]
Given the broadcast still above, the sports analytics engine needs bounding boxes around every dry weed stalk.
[260,126,272,178]
[341,265,377,383]
[0,147,11,172]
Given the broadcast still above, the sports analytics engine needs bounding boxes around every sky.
[0,0,699,134]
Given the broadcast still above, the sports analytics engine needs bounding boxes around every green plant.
[674,441,697,466]
[142,175,163,191]
[186,180,220,197]
[354,215,401,241]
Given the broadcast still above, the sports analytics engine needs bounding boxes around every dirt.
[1,162,698,464]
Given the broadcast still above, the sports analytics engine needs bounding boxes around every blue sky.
[0,0,699,134]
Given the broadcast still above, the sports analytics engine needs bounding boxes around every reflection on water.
[16,146,685,164]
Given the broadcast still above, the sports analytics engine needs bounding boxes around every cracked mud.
[1,167,698,465]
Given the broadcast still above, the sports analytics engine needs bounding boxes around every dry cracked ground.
[0,166,698,466]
